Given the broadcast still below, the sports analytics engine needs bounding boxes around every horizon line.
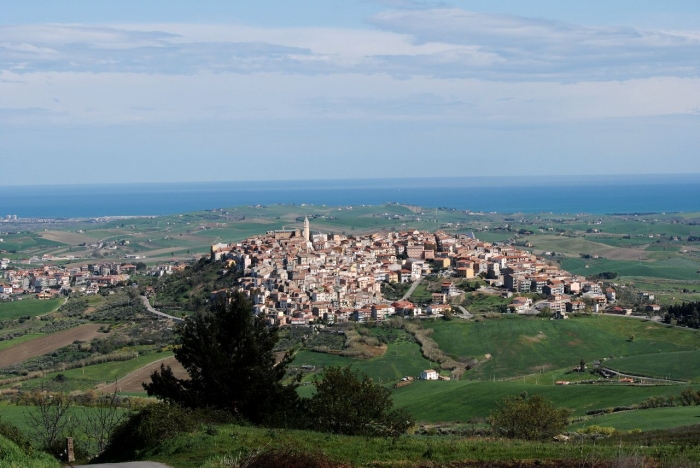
[3,173,700,190]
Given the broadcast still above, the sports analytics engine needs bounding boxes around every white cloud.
[1,9,700,127]
[368,8,700,80]
[2,11,700,82]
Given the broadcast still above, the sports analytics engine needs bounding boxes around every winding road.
[140,296,184,322]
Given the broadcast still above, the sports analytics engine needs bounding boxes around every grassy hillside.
[11,352,175,393]
[570,406,700,432]
[0,298,64,320]
[293,329,432,383]
[427,315,700,380]
[391,380,685,422]
[605,350,700,382]
[0,434,60,468]
[117,421,700,468]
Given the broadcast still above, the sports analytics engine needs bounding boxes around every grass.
[426,315,700,380]
[0,402,126,434]
[561,257,700,280]
[293,330,432,383]
[409,283,432,304]
[131,421,700,468]
[0,434,60,468]
[570,406,700,432]
[0,333,43,352]
[605,350,700,383]
[0,298,64,320]
[391,380,688,422]
[15,352,175,393]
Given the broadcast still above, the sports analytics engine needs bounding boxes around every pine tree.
[144,291,298,424]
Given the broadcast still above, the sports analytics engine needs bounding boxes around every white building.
[420,369,439,380]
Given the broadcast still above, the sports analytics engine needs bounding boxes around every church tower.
[303,217,310,243]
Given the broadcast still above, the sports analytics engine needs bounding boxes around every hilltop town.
[210,218,621,326]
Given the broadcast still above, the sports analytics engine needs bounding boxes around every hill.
[427,315,699,380]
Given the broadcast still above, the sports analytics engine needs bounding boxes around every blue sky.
[2,1,700,185]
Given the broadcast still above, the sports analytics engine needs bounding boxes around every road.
[599,366,687,384]
[400,277,424,301]
[140,296,184,322]
[453,305,473,318]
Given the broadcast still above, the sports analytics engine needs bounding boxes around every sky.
[1,1,700,185]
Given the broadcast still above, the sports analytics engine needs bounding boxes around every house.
[565,300,585,312]
[371,304,394,321]
[433,257,450,269]
[441,282,458,296]
[509,296,532,313]
[420,369,439,380]
[606,288,616,302]
[456,267,474,278]
[426,304,450,315]
[432,292,448,304]
[645,304,662,313]
[608,306,632,315]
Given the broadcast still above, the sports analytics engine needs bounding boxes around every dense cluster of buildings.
[209,219,619,326]
[0,261,132,300]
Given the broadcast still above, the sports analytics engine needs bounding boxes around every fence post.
[66,437,75,462]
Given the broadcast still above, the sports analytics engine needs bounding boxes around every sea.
[2,174,700,219]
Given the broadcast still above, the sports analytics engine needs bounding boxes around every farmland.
[0,298,64,320]
[0,323,107,368]
[569,405,700,432]
[427,315,699,380]
[605,350,700,383]
[3,203,700,445]
[391,379,689,422]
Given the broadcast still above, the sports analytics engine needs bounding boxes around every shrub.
[210,447,350,468]
[98,403,201,461]
[488,394,571,441]
[578,425,618,437]
[0,418,32,454]
[308,367,414,437]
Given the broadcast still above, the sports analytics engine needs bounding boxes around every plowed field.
[101,356,188,393]
[0,324,107,368]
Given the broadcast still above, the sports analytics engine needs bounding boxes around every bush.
[578,425,618,437]
[488,394,571,441]
[0,418,32,454]
[98,403,203,461]
[307,367,414,437]
[213,447,350,468]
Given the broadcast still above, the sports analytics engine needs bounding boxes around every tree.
[82,391,129,456]
[144,291,298,425]
[488,394,570,440]
[308,366,414,437]
[24,393,74,452]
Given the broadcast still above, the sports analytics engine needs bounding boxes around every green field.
[570,406,700,432]
[0,402,127,433]
[293,333,432,383]
[0,333,43,351]
[605,350,700,382]
[391,380,687,423]
[138,422,700,468]
[0,298,64,320]
[14,352,175,392]
[560,256,700,280]
[426,315,700,380]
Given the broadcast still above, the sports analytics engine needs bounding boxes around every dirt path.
[401,277,423,301]
[0,324,107,368]
[101,356,188,393]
